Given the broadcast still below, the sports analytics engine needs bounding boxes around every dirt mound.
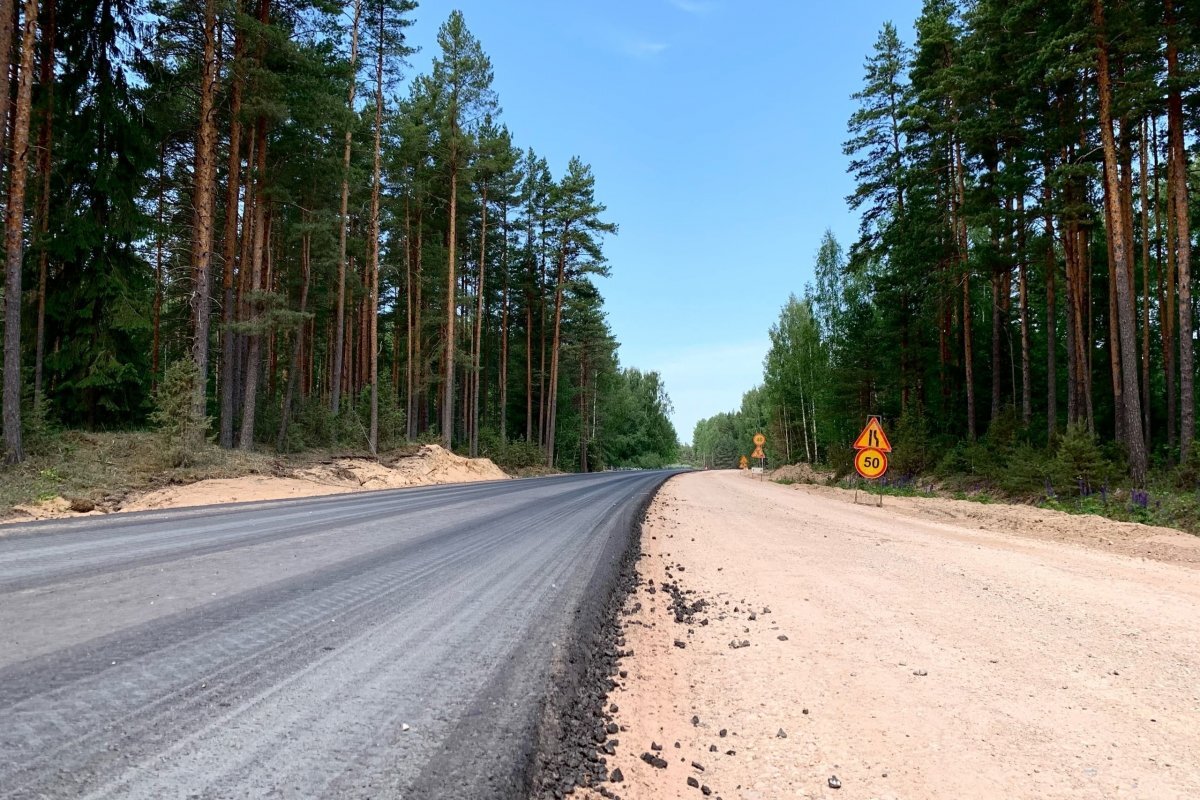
[386,444,510,484]
[768,462,832,484]
[11,496,104,520]
[60,445,509,517]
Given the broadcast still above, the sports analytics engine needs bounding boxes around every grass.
[1039,484,1200,533]
[810,461,1200,536]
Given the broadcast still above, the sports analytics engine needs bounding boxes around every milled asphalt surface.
[0,470,673,799]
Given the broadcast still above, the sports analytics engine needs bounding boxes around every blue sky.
[403,1,924,443]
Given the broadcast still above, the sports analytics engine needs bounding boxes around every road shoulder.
[583,470,1200,800]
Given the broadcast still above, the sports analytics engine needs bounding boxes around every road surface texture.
[584,471,1200,800]
[0,470,671,799]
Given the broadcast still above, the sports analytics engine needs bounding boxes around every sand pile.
[386,444,510,485]
[27,445,509,519]
[768,462,832,484]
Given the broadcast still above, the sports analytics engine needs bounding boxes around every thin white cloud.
[621,38,670,58]
[667,0,715,14]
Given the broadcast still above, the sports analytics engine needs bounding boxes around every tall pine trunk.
[1139,119,1152,445]
[470,181,487,457]
[404,198,415,440]
[331,0,361,421]
[237,116,269,450]
[190,0,220,420]
[32,0,54,407]
[1043,180,1057,439]
[545,248,566,468]
[1165,0,1193,463]
[498,199,509,444]
[276,228,310,450]
[0,0,14,165]
[954,135,975,439]
[2,0,37,464]
[367,0,383,455]
[1017,193,1032,427]
[219,5,246,448]
[1095,0,1147,482]
[443,162,458,449]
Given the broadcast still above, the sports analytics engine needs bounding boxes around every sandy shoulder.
[586,470,1200,800]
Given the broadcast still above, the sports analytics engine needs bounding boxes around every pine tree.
[3,0,38,464]
[430,10,495,450]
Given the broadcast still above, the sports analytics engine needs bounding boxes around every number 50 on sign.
[854,448,888,480]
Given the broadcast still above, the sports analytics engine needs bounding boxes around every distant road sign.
[852,416,892,452]
[739,456,749,470]
[753,433,766,446]
[751,446,765,459]
[854,448,888,480]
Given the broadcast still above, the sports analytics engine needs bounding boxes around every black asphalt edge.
[524,477,667,800]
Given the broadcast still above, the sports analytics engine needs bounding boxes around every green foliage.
[890,403,933,477]
[480,436,544,471]
[1174,447,1200,491]
[601,368,678,469]
[150,360,210,467]
[23,394,59,458]
[278,397,334,454]
[1053,424,1112,497]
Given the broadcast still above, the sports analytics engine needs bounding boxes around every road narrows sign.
[854,447,888,480]
[852,416,892,452]
[852,416,891,483]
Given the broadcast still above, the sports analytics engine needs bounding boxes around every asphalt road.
[0,470,672,799]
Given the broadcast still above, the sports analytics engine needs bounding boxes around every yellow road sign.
[753,433,766,446]
[852,416,892,452]
[854,447,888,480]
[739,456,749,470]
[751,446,765,459]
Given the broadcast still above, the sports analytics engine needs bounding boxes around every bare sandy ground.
[588,470,1200,800]
[7,444,509,520]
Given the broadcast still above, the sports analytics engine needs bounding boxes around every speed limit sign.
[854,448,888,480]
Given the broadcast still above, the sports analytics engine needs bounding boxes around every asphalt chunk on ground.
[0,470,675,799]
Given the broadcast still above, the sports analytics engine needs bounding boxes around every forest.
[0,0,679,472]
[694,0,1200,502]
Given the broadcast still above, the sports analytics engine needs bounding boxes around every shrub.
[150,360,210,467]
[1174,446,1200,490]
[484,438,545,470]
[1053,423,1111,497]
[998,444,1053,497]
[891,403,934,477]
[828,442,854,480]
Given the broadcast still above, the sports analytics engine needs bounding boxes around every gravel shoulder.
[585,470,1200,800]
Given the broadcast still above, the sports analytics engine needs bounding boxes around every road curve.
[0,470,673,799]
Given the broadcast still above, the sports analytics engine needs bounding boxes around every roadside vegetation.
[0,3,679,491]
[693,2,1200,535]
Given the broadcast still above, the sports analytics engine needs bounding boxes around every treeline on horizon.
[694,0,1200,493]
[0,0,679,472]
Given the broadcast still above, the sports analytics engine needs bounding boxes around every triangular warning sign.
[852,416,892,452]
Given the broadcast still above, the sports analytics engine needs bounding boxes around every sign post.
[752,433,766,480]
[852,416,891,505]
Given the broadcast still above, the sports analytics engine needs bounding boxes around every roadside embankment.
[2,435,509,524]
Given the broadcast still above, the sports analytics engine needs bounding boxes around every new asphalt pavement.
[0,470,672,799]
